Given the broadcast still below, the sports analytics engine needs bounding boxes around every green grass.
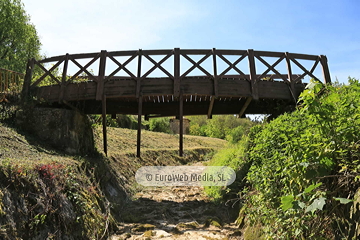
[93,125,227,155]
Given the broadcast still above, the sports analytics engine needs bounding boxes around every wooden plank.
[108,50,138,57]
[218,79,251,97]
[254,50,285,58]
[174,48,180,97]
[238,97,252,117]
[247,49,258,100]
[96,50,107,101]
[257,81,293,99]
[38,52,99,63]
[141,49,174,55]
[179,49,213,55]
[179,94,183,157]
[207,96,215,119]
[320,55,331,84]
[287,52,319,61]
[102,94,107,156]
[137,96,142,158]
[215,49,247,55]
[182,78,213,95]
[219,74,302,80]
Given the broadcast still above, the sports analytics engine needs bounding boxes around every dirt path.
[110,185,243,240]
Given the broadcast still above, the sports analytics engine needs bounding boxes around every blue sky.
[23,0,360,83]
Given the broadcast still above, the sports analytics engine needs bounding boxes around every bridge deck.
[34,76,305,116]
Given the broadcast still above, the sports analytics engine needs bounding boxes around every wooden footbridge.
[21,48,331,157]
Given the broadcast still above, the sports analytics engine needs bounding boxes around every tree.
[0,0,41,73]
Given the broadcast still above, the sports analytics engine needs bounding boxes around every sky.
[22,0,360,83]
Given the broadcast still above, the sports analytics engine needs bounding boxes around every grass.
[93,125,227,155]
[0,122,78,167]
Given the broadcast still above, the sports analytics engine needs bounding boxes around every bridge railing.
[0,68,24,94]
[22,49,331,101]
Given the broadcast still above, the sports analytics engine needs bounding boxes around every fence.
[0,68,24,94]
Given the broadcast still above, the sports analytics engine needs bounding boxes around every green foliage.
[204,137,251,201]
[0,0,41,72]
[0,160,111,239]
[188,115,256,142]
[149,117,171,133]
[116,114,139,129]
[244,78,360,239]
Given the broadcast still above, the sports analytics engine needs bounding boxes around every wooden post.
[207,48,217,119]
[179,94,183,157]
[238,97,252,118]
[285,52,296,102]
[137,96,142,158]
[136,50,143,158]
[136,49,142,98]
[212,48,218,97]
[59,54,69,103]
[320,55,331,84]
[96,50,107,101]
[102,94,107,156]
[174,48,180,97]
[0,70,2,92]
[21,58,34,103]
[248,49,258,100]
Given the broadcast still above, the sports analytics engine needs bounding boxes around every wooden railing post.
[21,58,34,103]
[96,50,107,101]
[59,53,69,102]
[212,48,219,97]
[285,52,296,101]
[174,48,180,97]
[248,49,258,100]
[136,49,142,98]
[320,55,331,84]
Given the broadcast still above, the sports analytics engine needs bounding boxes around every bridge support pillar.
[179,94,183,157]
[102,94,107,156]
[137,96,143,158]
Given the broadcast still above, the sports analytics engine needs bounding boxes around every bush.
[149,117,171,133]
[188,115,256,141]
[204,137,251,202]
[245,79,360,239]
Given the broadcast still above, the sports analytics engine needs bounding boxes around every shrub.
[149,117,171,133]
[245,79,360,239]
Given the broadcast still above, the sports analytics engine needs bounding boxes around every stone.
[16,107,95,155]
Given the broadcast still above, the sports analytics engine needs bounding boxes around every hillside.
[0,121,229,239]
